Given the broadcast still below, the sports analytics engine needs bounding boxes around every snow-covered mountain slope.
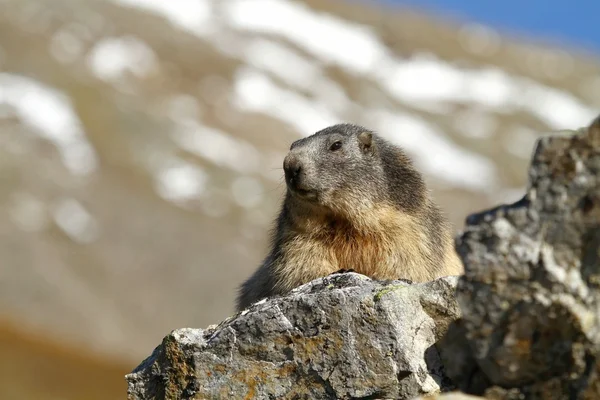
[0,0,598,363]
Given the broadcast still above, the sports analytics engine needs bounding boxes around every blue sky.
[381,0,600,55]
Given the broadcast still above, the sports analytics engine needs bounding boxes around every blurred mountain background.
[0,0,598,398]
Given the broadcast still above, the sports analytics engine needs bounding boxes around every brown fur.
[235,124,464,311]
[275,202,462,292]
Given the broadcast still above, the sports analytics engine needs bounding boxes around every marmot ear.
[358,131,373,154]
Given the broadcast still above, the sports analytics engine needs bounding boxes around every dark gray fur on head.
[283,123,426,214]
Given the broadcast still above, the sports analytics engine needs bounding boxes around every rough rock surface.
[126,273,461,400]
[412,393,484,400]
[450,116,600,398]
[126,116,600,400]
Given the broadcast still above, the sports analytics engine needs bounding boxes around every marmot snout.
[282,152,317,202]
[236,123,464,312]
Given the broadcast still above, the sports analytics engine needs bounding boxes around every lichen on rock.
[126,273,461,399]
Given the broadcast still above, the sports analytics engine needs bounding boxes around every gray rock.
[126,272,461,400]
[451,116,600,398]
[126,116,600,400]
[410,392,485,400]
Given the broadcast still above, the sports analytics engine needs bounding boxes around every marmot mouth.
[289,186,317,201]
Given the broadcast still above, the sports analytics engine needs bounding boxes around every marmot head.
[283,124,390,215]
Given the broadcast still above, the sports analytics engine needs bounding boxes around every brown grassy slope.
[0,320,129,400]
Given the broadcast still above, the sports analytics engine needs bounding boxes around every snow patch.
[112,0,214,37]
[379,53,595,129]
[87,36,157,81]
[242,38,322,91]
[232,67,339,134]
[155,159,208,203]
[223,0,594,130]
[173,119,261,174]
[380,57,516,110]
[53,198,100,244]
[239,38,352,114]
[224,0,386,75]
[370,110,498,191]
[516,79,597,130]
[0,74,98,176]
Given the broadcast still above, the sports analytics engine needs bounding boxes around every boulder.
[126,273,461,399]
[126,116,600,400]
[412,393,485,400]
[451,116,600,398]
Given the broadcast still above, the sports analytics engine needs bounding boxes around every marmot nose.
[283,154,302,182]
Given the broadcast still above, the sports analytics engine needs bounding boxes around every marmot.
[236,123,463,311]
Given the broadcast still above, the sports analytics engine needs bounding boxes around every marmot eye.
[330,141,342,151]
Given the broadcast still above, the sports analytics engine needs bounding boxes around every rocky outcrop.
[447,116,600,399]
[126,116,600,400]
[412,394,484,400]
[126,273,461,399]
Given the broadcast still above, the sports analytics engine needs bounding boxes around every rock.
[411,392,485,399]
[126,116,600,400]
[126,272,461,400]
[451,115,600,398]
